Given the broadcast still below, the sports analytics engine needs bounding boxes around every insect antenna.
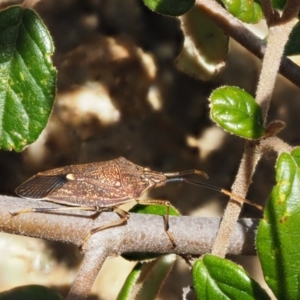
[164,169,209,179]
[165,175,263,211]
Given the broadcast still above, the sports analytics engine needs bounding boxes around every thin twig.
[22,0,40,9]
[281,0,300,23]
[67,246,110,300]
[256,18,297,125]
[211,136,292,257]
[211,142,262,257]
[196,0,300,88]
[259,136,293,154]
[261,0,276,26]
[211,137,292,258]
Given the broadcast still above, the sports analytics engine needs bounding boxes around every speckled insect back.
[12,157,263,249]
[15,157,168,206]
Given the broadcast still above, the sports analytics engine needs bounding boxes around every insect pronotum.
[12,157,263,249]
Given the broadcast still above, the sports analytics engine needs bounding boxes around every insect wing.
[16,175,67,199]
[16,174,133,206]
[15,158,139,207]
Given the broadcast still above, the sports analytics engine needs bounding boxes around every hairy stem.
[256,18,297,125]
[261,0,276,26]
[281,0,300,23]
[211,142,262,257]
[196,0,300,88]
[211,137,292,257]
[204,1,299,257]
[22,0,41,9]
[67,247,110,300]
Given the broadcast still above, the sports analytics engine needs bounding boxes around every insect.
[12,157,263,249]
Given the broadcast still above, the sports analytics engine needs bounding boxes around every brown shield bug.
[12,157,262,248]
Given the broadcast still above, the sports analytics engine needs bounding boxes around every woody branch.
[0,195,258,300]
[196,0,300,88]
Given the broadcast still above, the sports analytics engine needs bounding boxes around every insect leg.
[10,205,101,216]
[136,199,175,248]
[79,207,129,251]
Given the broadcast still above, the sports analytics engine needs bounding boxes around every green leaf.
[142,0,195,16]
[257,148,300,300]
[221,0,263,23]
[129,203,180,216]
[271,0,286,9]
[193,254,271,300]
[117,254,176,300]
[0,6,56,151]
[0,285,63,300]
[176,6,229,81]
[285,21,300,56]
[209,86,265,139]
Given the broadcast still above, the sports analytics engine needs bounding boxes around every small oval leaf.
[143,0,195,16]
[193,254,271,300]
[0,6,56,151]
[257,148,300,299]
[209,86,265,139]
[221,0,263,23]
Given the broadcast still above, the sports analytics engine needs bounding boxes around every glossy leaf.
[176,6,229,81]
[0,6,56,151]
[221,0,263,23]
[257,148,300,299]
[193,254,270,300]
[210,86,265,139]
[285,21,300,56]
[129,203,180,216]
[117,254,176,300]
[271,0,286,9]
[0,285,63,300]
[142,0,194,16]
